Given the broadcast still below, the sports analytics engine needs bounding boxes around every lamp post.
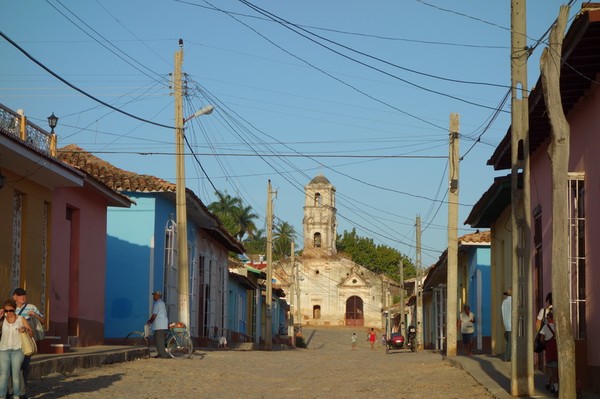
[174,38,214,328]
[47,113,58,156]
[47,113,58,134]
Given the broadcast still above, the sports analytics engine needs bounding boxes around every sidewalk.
[447,353,600,399]
[29,346,149,381]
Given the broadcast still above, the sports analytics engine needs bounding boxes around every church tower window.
[314,232,322,247]
[314,192,322,207]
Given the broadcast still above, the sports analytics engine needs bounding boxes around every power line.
[0,30,174,130]
[174,0,508,49]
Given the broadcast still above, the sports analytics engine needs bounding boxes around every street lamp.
[175,103,214,328]
[47,113,58,134]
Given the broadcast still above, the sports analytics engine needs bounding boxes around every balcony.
[0,103,56,157]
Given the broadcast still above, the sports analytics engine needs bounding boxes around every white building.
[290,174,389,328]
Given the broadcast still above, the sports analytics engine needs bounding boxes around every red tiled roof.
[459,230,491,244]
[58,144,175,192]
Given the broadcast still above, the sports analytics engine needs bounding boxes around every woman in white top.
[0,299,33,399]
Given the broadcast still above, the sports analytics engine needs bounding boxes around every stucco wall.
[51,186,109,346]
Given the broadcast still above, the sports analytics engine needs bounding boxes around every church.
[277,174,392,329]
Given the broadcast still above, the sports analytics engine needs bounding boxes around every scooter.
[407,325,417,352]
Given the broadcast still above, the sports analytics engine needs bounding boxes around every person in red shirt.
[367,328,377,350]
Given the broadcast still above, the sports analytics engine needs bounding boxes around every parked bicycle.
[123,322,193,358]
[122,325,150,347]
[165,322,194,358]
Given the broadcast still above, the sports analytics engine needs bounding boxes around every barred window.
[568,174,586,339]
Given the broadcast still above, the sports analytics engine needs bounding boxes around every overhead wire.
[45,0,169,86]
[0,30,174,129]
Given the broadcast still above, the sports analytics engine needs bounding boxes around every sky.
[0,0,585,266]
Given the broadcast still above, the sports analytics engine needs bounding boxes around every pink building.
[487,5,600,390]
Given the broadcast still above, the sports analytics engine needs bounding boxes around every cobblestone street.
[28,327,492,399]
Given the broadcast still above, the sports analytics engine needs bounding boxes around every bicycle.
[165,322,194,358]
[123,325,150,347]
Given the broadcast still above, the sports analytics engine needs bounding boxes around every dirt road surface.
[28,327,492,399]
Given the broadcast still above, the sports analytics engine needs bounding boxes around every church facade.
[291,174,389,328]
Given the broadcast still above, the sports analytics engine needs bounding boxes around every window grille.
[567,174,586,339]
[164,217,177,320]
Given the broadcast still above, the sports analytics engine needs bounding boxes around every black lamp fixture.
[0,170,5,189]
[47,112,58,134]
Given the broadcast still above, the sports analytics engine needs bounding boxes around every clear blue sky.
[1,0,583,265]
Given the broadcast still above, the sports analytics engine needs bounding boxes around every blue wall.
[467,247,491,337]
[105,195,157,338]
[105,193,202,338]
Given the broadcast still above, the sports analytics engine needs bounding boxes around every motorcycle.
[407,325,417,352]
[385,332,405,354]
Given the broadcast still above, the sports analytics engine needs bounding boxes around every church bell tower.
[303,174,337,256]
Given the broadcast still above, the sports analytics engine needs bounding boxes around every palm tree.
[235,204,258,241]
[273,220,297,260]
[208,191,243,238]
[244,229,266,255]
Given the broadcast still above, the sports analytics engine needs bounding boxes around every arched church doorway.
[345,296,364,326]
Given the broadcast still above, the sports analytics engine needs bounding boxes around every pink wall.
[529,81,600,369]
[51,186,109,346]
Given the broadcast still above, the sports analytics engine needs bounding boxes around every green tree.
[243,229,266,255]
[337,228,414,281]
[208,191,258,241]
[273,220,297,260]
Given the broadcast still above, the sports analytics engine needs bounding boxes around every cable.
[174,0,508,49]
[0,30,174,129]
[199,0,447,131]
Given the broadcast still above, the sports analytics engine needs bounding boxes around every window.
[568,174,586,339]
[164,217,177,319]
[533,207,544,312]
[314,193,322,207]
[314,232,321,248]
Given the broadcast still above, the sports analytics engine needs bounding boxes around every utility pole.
[446,113,459,357]
[399,258,405,337]
[174,40,190,328]
[289,241,295,343]
[295,241,301,330]
[385,281,393,340]
[540,6,576,398]
[416,215,423,350]
[265,179,274,350]
[510,0,533,394]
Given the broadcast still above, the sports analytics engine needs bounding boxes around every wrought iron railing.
[0,103,56,157]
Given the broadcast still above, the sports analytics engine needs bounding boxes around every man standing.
[501,288,512,361]
[147,291,170,359]
[13,287,45,399]
[458,304,476,356]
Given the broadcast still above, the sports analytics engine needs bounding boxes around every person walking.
[0,299,33,399]
[147,291,170,359]
[501,288,512,362]
[351,333,357,350]
[13,287,44,398]
[536,292,552,331]
[540,311,558,394]
[458,304,476,356]
[367,328,377,350]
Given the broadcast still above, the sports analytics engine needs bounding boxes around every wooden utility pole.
[174,41,190,328]
[399,259,405,336]
[265,179,274,350]
[446,113,459,357]
[294,242,301,329]
[416,215,423,349]
[540,6,576,398]
[510,0,533,394]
